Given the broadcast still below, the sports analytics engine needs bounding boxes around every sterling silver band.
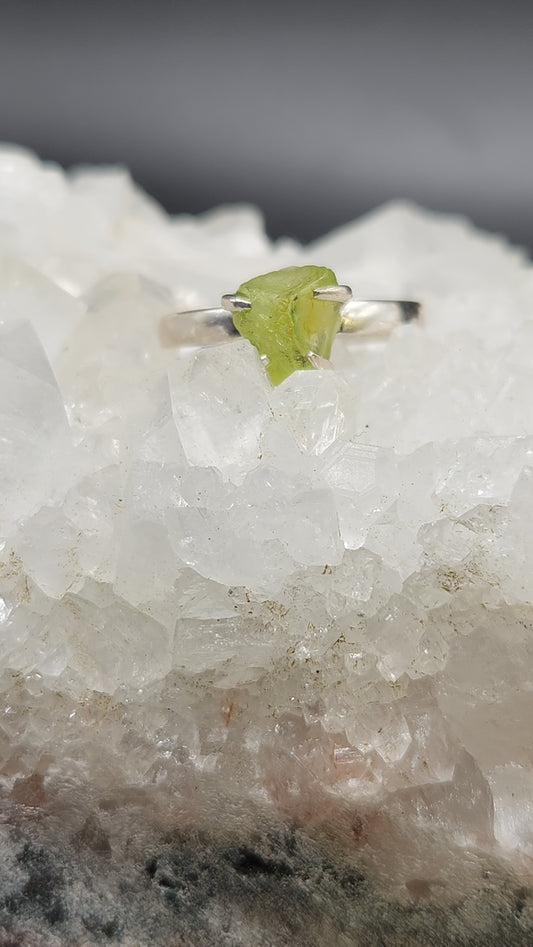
[339,299,420,335]
[160,298,421,348]
[160,308,239,347]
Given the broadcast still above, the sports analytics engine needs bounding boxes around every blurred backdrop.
[0,0,532,249]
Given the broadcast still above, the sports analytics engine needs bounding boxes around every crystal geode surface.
[0,145,532,945]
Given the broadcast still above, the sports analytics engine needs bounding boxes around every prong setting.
[307,351,334,370]
[312,284,353,303]
[221,294,252,313]
[162,266,420,383]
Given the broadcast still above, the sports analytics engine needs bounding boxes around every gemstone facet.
[233,265,342,385]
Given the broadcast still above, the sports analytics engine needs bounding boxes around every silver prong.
[307,351,334,370]
[221,294,252,313]
[313,284,352,303]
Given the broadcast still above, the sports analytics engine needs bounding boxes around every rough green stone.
[233,265,342,385]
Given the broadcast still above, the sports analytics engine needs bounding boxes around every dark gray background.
[1,0,532,248]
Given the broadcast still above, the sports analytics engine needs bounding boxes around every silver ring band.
[339,299,420,335]
[160,308,239,347]
[160,299,420,348]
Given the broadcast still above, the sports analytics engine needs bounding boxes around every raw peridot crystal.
[233,265,342,385]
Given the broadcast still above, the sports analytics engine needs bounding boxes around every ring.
[160,265,421,385]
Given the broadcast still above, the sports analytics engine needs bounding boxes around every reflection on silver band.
[339,299,421,336]
[160,297,421,348]
[160,308,238,347]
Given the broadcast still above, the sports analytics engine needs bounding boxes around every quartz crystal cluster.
[0,145,532,945]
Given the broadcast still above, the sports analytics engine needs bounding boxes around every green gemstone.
[233,265,342,385]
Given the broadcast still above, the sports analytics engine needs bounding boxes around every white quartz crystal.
[0,146,533,939]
